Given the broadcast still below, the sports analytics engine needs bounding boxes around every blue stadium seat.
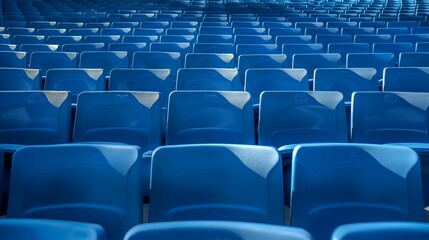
[0,219,105,240]
[46,36,82,45]
[125,221,313,240]
[268,28,302,38]
[140,21,170,29]
[332,222,429,240]
[282,43,324,68]
[236,43,279,56]
[176,68,241,90]
[61,43,106,53]
[373,42,415,64]
[276,35,313,45]
[327,43,371,66]
[196,34,234,44]
[305,27,339,37]
[0,44,17,51]
[109,68,173,108]
[354,34,393,45]
[199,26,233,35]
[416,42,429,52]
[398,52,429,67]
[0,51,28,68]
[377,27,410,35]
[258,91,348,206]
[29,52,78,76]
[234,35,273,44]
[100,27,132,36]
[80,51,128,75]
[160,35,196,44]
[68,28,100,36]
[346,53,395,81]
[166,91,254,145]
[315,34,353,50]
[244,68,308,107]
[383,67,429,92]
[20,44,59,55]
[12,35,45,45]
[122,35,159,44]
[238,54,288,84]
[36,28,67,37]
[193,43,235,54]
[184,53,235,68]
[7,143,143,240]
[233,27,267,35]
[0,91,71,147]
[45,68,105,103]
[291,143,426,240]
[149,144,284,224]
[108,43,148,67]
[0,68,41,90]
[314,68,379,103]
[170,21,200,28]
[394,34,429,46]
[0,34,11,44]
[133,28,165,36]
[6,27,35,35]
[150,42,191,61]
[292,53,342,80]
[341,27,375,36]
[132,51,181,81]
[84,35,122,44]
[165,28,198,36]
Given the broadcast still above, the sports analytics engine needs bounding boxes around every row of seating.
[1,142,428,240]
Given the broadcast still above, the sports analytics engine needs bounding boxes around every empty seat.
[74,91,161,153]
[0,219,105,240]
[149,144,284,224]
[0,68,41,90]
[377,27,409,35]
[45,69,105,103]
[61,43,106,53]
[20,44,59,55]
[291,143,426,240]
[193,43,235,54]
[12,35,45,45]
[199,26,233,35]
[132,51,181,80]
[398,52,429,67]
[29,52,78,76]
[354,34,393,45]
[0,44,17,51]
[0,91,71,147]
[238,54,288,84]
[383,67,429,92]
[314,68,379,103]
[341,27,375,36]
[122,35,159,44]
[46,36,82,45]
[292,53,342,80]
[327,43,371,66]
[373,42,415,64]
[184,53,235,68]
[150,42,191,62]
[84,35,122,44]
[332,222,429,240]
[176,68,241,90]
[100,27,132,36]
[258,91,348,206]
[160,35,196,44]
[109,68,173,108]
[276,35,313,45]
[416,42,429,52]
[165,28,198,36]
[268,28,303,38]
[236,44,279,56]
[234,35,273,44]
[80,51,128,75]
[125,221,313,240]
[394,34,429,46]
[0,51,27,68]
[7,143,143,240]
[282,44,324,68]
[68,28,100,36]
[244,68,308,107]
[197,34,234,44]
[346,53,395,80]
[108,43,148,67]
[315,34,353,50]
[166,91,254,145]
[133,28,164,36]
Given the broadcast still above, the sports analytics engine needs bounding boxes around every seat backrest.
[73,91,161,152]
[282,44,324,67]
[332,222,429,240]
[383,67,429,92]
[7,143,143,240]
[291,143,426,240]
[196,34,233,44]
[193,43,235,54]
[399,52,429,67]
[176,68,241,91]
[0,68,41,90]
[184,53,235,68]
[236,43,279,56]
[125,221,313,240]
[46,35,82,45]
[351,91,429,143]
[244,68,308,105]
[327,43,371,66]
[20,44,59,55]
[0,51,28,68]
[292,53,342,79]
[313,68,378,102]
[166,91,254,145]
[45,68,106,103]
[346,53,395,80]
[0,91,71,144]
[238,54,288,84]
[372,42,414,63]
[109,68,172,108]
[61,43,106,53]
[79,51,128,74]
[29,52,78,76]
[0,219,106,240]
[108,43,148,67]
[149,144,284,224]
[258,91,348,147]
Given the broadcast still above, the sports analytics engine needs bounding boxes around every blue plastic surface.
[125,221,313,240]
[0,51,28,68]
[0,219,106,240]
[238,54,288,84]
[79,51,128,75]
[29,52,78,76]
[176,68,241,91]
[149,144,284,224]
[184,53,235,68]
[398,53,429,67]
[291,143,426,240]
[7,143,143,240]
[0,68,41,90]
[292,53,342,79]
